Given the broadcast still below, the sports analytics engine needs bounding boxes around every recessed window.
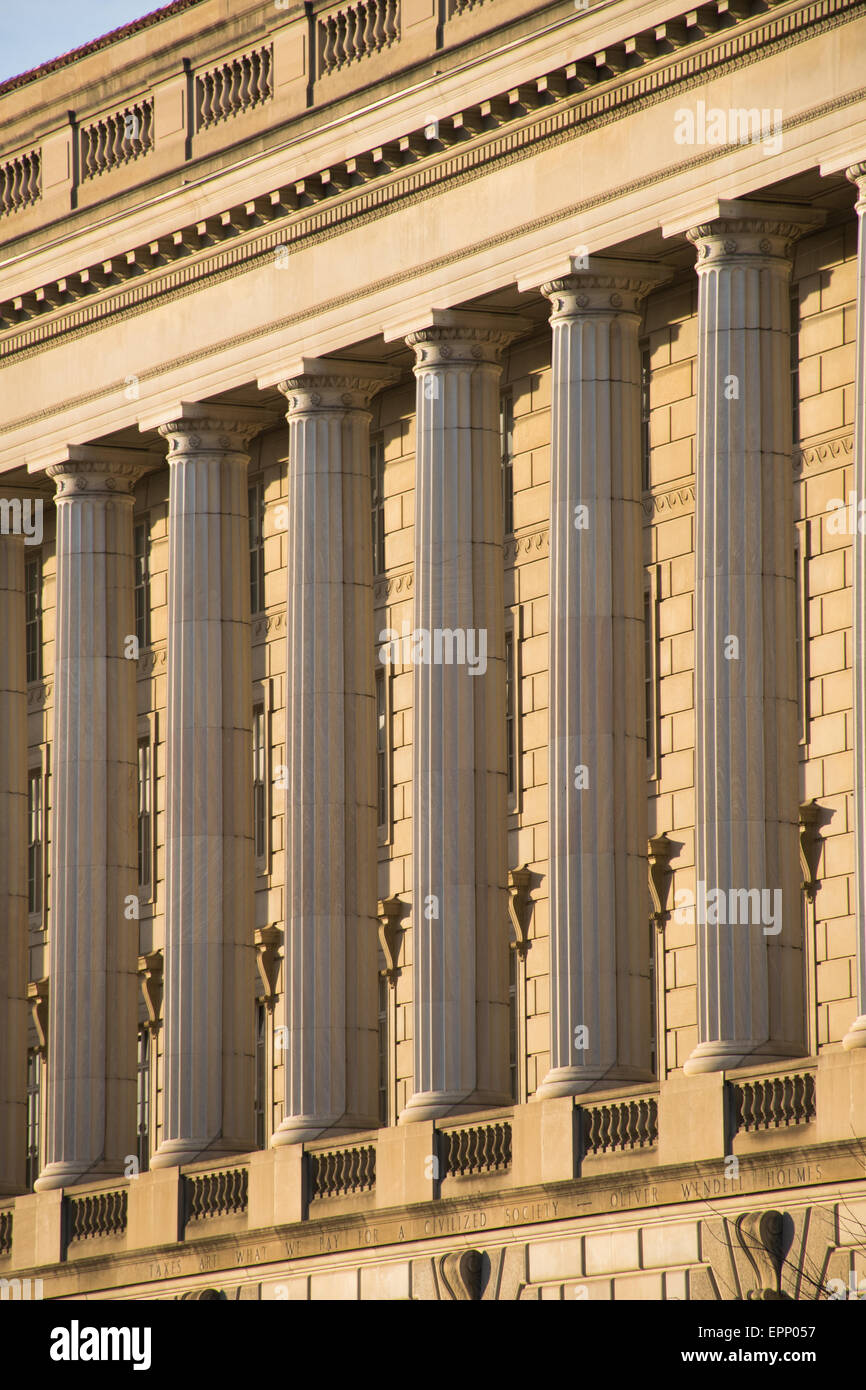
[248,480,265,615]
[640,342,651,491]
[505,629,516,802]
[136,1027,150,1173]
[27,769,42,917]
[500,393,514,536]
[134,520,151,650]
[253,704,266,861]
[508,946,518,1102]
[371,435,385,576]
[25,554,41,683]
[254,1000,267,1150]
[790,285,801,448]
[644,570,660,781]
[794,525,809,745]
[377,973,388,1126]
[25,1047,41,1191]
[137,739,152,893]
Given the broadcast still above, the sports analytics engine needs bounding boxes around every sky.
[0,0,163,84]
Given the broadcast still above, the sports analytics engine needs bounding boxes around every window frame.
[133,516,152,651]
[25,551,42,684]
[375,661,393,846]
[27,746,49,929]
[248,476,266,616]
[252,679,273,874]
[644,564,661,783]
[505,605,523,815]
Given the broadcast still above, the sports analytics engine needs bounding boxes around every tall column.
[397,309,528,1122]
[844,164,866,1050]
[272,360,397,1145]
[532,260,670,1098]
[145,404,273,1168]
[35,450,142,1190]
[0,499,28,1194]
[683,201,823,1074]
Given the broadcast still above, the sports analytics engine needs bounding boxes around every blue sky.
[0,1,160,84]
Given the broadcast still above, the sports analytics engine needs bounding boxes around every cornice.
[642,482,695,518]
[794,429,855,475]
[1,0,862,376]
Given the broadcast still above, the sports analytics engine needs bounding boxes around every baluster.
[335,13,348,68]
[386,0,399,43]
[260,45,273,100]
[345,6,358,62]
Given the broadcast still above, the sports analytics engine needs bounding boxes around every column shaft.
[537,264,668,1097]
[273,362,395,1144]
[149,406,271,1168]
[0,520,28,1194]
[401,311,526,1121]
[685,205,820,1073]
[844,165,866,1049]
[36,454,140,1190]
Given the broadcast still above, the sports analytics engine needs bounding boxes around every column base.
[683,1038,806,1075]
[270,1112,380,1147]
[398,1089,512,1124]
[150,1135,253,1170]
[533,1064,655,1100]
[842,1015,866,1050]
[34,1158,125,1192]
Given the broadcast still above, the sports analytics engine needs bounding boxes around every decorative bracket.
[735,1210,793,1300]
[377,896,405,983]
[137,950,163,1032]
[648,833,674,931]
[254,925,283,1008]
[507,866,534,958]
[26,977,49,1056]
[799,800,823,903]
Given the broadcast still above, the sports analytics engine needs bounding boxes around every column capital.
[539,258,672,317]
[386,308,530,366]
[665,198,825,264]
[139,401,276,454]
[277,357,399,413]
[847,162,866,208]
[46,445,159,499]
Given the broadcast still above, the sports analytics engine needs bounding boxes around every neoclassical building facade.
[1,0,866,1301]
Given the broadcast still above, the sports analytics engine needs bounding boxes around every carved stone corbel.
[137,951,163,1032]
[254,925,283,1008]
[439,1249,485,1301]
[377,896,405,983]
[648,833,674,931]
[507,866,533,957]
[26,978,49,1056]
[736,1210,793,1300]
[799,800,823,903]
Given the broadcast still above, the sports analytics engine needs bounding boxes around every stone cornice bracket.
[137,950,163,1032]
[26,978,49,1056]
[528,256,673,317]
[377,896,405,984]
[507,865,534,958]
[387,308,531,367]
[799,800,824,903]
[275,357,400,413]
[45,444,158,498]
[648,833,674,932]
[846,162,866,208]
[254,925,283,1008]
[674,198,826,265]
[735,1210,793,1301]
[138,401,277,455]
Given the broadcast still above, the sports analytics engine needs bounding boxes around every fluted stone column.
[146,404,273,1168]
[532,260,670,1098]
[0,505,28,1194]
[272,360,397,1145]
[683,201,823,1074]
[35,451,142,1190]
[844,164,866,1051]
[398,310,528,1122]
